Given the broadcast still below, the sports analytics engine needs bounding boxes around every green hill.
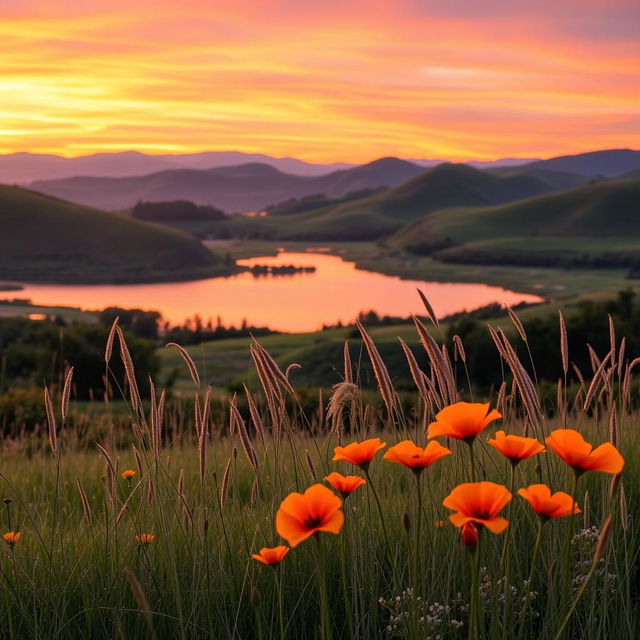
[222,162,564,241]
[486,165,588,191]
[0,185,232,283]
[389,178,640,267]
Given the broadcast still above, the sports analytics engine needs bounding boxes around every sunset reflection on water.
[10,252,542,332]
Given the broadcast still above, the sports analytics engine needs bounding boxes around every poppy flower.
[545,429,624,475]
[252,545,290,566]
[332,438,386,469]
[487,431,545,464]
[383,440,452,472]
[518,484,580,520]
[427,402,501,441]
[121,470,136,479]
[135,533,155,544]
[460,522,478,548]
[276,484,344,547]
[443,481,512,533]
[324,472,366,498]
[3,532,20,547]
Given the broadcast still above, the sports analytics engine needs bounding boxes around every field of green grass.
[0,321,637,640]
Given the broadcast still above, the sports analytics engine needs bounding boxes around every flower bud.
[460,522,477,551]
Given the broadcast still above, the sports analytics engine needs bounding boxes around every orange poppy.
[518,484,580,520]
[275,484,344,547]
[3,532,21,547]
[135,533,155,544]
[121,469,136,479]
[460,522,478,547]
[427,402,501,441]
[443,481,512,533]
[252,545,290,566]
[324,472,366,498]
[487,431,545,463]
[332,438,386,468]
[383,440,451,472]
[545,429,624,475]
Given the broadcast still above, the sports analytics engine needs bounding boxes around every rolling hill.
[389,178,640,265]
[0,185,231,283]
[29,158,423,213]
[242,162,575,240]
[485,165,589,191]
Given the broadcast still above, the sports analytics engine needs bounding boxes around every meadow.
[0,310,637,640]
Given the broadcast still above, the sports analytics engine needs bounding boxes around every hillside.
[0,185,231,283]
[485,165,588,191]
[246,162,570,240]
[29,158,423,213]
[389,178,640,266]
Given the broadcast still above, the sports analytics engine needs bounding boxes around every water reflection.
[7,251,542,332]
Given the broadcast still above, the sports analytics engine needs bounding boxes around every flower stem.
[468,541,480,640]
[467,440,477,482]
[363,468,392,563]
[314,535,332,640]
[552,553,600,640]
[560,472,579,629]
[517,520,543,640]
[410,472,424,640]
[499,464,516,639]
[339,523,355,640]
[275,568,285,640]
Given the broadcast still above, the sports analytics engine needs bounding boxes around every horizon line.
[0,146,636,166]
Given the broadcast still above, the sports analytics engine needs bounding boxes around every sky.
[1,0,639,163]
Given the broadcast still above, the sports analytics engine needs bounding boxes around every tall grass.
[0,312,637,639]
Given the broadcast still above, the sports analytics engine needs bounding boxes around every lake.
[7,251,542,332]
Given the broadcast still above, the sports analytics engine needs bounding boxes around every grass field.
[0,316,636,639]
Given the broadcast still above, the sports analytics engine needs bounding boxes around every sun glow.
[1,1,638,162]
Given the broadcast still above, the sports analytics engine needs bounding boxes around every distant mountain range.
[29,158,425,212]
[3,148,639,186]
[0,151,355,183]
[17,148,640,213]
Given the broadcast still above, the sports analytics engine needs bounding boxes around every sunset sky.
[1,0,639,163]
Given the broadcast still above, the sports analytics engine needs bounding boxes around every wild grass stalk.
[0,316,636,639]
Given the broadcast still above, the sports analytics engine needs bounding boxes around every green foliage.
[447,290,640,391]
[0,317,158,403]
[132,200,226,221]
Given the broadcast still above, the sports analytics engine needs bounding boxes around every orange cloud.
[0,1,638,162]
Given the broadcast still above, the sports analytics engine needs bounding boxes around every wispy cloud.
[0,1,638,161]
